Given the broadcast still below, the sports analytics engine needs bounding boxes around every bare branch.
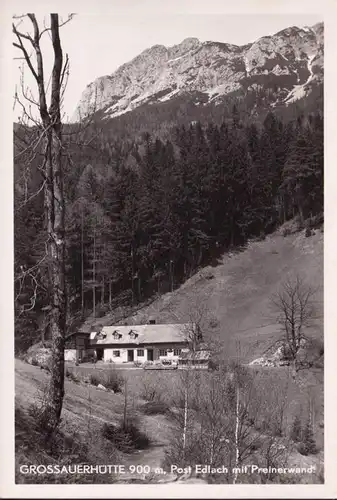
[12,22,39,83]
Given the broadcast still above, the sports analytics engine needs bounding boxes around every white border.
[1,0,336,498]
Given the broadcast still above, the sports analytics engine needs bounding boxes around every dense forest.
[14,105,323,352]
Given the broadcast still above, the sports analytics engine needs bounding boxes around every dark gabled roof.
[90,323,189,345]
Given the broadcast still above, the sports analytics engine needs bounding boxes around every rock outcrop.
[72,23,323,122]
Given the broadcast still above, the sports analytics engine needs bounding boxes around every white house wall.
[101,345,184,363]
[103,348,128,363]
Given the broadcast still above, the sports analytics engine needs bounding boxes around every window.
[129,330,138,339]
[159,349,167,357]
[137,349,144,357]
[173,348,182,356]
[113,330,120,340]
[113,350,120,357]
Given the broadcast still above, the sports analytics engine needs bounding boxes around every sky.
[12,12,322,122]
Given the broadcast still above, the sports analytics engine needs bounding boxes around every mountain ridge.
[72,22,323,122]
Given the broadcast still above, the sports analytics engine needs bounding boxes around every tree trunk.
[230,214,235,247]
[101,274,105,306]
[233,386,240,484]
[13,13,68,433]
[45,15,66,432]
[93,225,96,318]
[291,357,297,380]
[182,386,188,463]
[81,207,84,317]
[138,276,141,302]
[109,278,112,308]
[123,379,128,428]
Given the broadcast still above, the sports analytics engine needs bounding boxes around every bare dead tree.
[197,367,232,469]
[13,13,72,432]
[270,274,316,378]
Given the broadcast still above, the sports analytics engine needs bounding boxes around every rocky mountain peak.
[72,22,323,122]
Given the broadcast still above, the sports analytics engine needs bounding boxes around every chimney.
[149,317,156,325]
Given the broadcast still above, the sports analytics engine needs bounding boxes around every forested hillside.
[14,107,323,352]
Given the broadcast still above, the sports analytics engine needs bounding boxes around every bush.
[208,316,219,329]
[89,373,101,387]
[102,417,150,452]
[298,422,318,455]
[89,369,123,392]
[208,359,219,371]
[65,369,79,383]
[307,213,324,229]
[290,415,302,442]
[27,385,61,437]
[161,359,172,366]
[249,439,262,452]
[280,344,293,362]
[104,369,123,393]
[140,373,164,401]
[142,401,169,415]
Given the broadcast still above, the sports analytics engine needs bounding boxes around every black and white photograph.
[2,0,336,497]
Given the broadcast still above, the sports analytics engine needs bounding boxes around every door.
[127,350,134,362]
[96,348,104,361]
[147,349,153,361]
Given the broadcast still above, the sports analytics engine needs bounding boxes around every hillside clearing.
[85,229,323,364]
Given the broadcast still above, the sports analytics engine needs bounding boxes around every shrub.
[65,368,78,383]
[161,359,172,366]
[208,359,219,371]
[142,401,169,415]
[208,316,219,329]
[297,442,310,456]
[290,415,302,442]
[140,374,163,401]
[27,385,60,437]
[280,344,293,362]
[89,372,102,387]
[204,271,214,280]
[102,417,150,452]
[249,439,262,452]
[89,370,123,392]
[104,369,123,393]
[298,421,318,455]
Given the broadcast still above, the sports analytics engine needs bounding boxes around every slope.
[87,226,323,363]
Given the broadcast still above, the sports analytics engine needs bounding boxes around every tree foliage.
[14,105,323,350]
